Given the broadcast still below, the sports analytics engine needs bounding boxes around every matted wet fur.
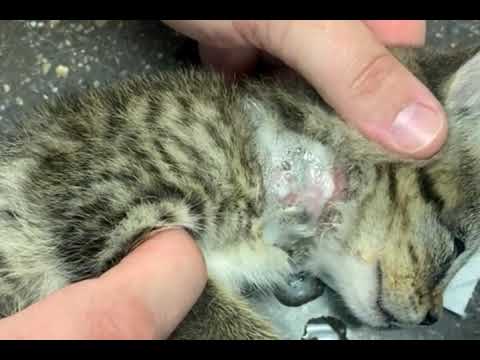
[1,47,480,339]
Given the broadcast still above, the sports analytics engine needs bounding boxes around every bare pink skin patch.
[247,101,345,234]
[271,161,346,222]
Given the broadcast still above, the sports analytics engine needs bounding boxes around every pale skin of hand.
[163,20,448,160]
[0,229,207,339]
[0,20,446,340]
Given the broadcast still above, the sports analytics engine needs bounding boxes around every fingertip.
[143,228,208,296]
[363,20,427,47]
[360,100,448,160]
[389,102,448,159]
[99,228,208,339]
[143,229,208,338]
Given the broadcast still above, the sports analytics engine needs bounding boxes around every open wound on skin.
[270,154,346,222]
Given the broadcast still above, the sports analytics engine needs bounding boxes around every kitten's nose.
[420,311,439,326]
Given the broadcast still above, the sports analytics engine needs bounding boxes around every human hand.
[163,20,447,160]
[0,229,207,339]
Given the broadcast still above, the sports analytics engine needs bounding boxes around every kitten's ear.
[428,47,480,257]
[441,46,480,115]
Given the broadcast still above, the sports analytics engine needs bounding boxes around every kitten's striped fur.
[0,47,479,339]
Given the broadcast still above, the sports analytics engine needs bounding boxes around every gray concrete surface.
[0,20,479,340]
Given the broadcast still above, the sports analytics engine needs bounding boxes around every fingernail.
[390,103,444,155]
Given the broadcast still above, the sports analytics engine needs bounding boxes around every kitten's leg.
[89,201,278,340]
[170,279,278,340]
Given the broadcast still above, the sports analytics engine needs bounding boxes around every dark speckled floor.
[0,20,479,340]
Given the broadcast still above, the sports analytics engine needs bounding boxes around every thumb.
[97,228,207,339]
[233,20,448,159]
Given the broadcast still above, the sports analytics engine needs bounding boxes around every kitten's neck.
[241,96,344,228]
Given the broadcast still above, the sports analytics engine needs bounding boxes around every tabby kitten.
[0,46,480,340]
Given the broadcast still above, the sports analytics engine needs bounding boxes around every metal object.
[301,316,348,340]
